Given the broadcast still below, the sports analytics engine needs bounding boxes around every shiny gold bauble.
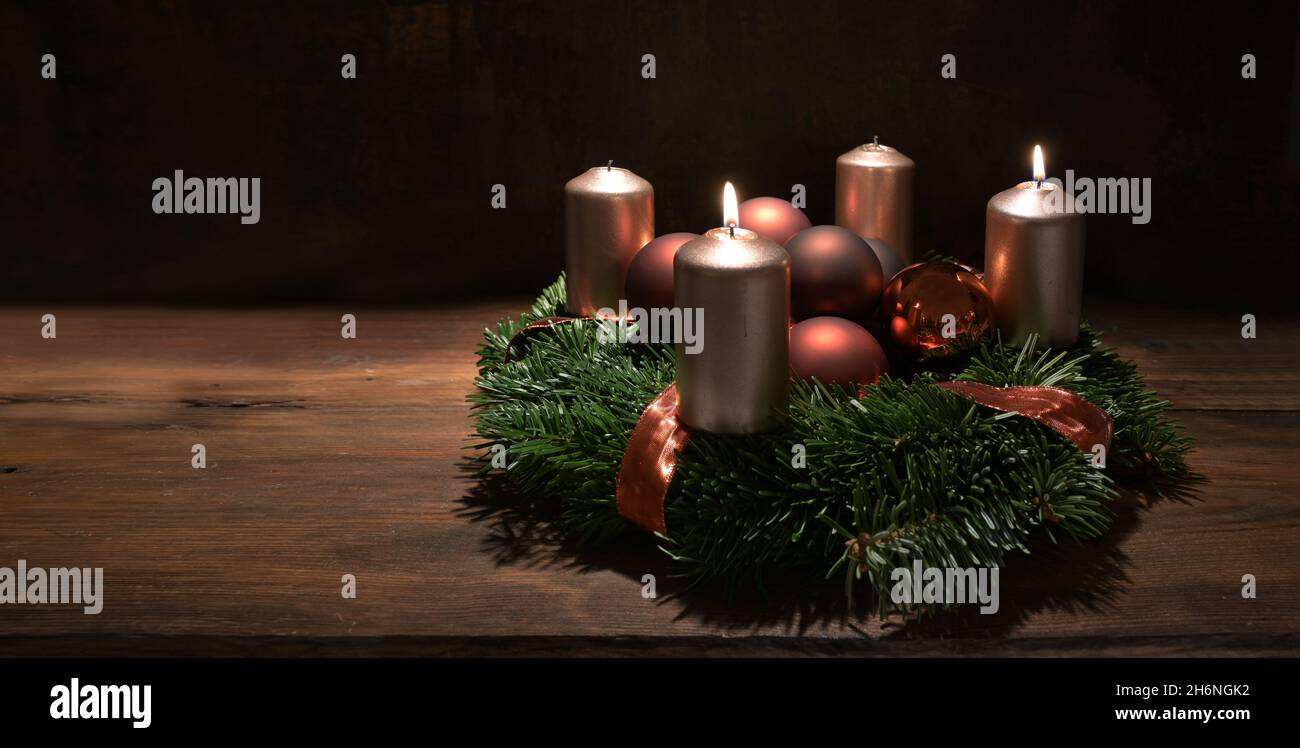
[879,261,994,368]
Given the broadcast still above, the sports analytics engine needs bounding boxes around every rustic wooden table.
[1,301,1297,656]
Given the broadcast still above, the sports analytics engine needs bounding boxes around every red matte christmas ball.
[790,316,890,390]
[738,197,812,245]
[624,232,698,311]
[786,225,884,321]
[863,237,907,283]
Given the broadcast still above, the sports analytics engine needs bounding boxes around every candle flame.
[1032,145,1045,184]
[723,181,739,228]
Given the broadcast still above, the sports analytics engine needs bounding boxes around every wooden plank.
[1084,300,1300,411]
[1,305,1297,655]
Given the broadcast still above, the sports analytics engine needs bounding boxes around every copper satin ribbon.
[615,384,689,535]
[612,381,1113,536]
[935,381,1113,453]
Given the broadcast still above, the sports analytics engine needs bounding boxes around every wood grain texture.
[1,300,1297,656]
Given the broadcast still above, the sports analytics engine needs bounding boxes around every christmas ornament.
[737,196,811,245]
[863,237,906,283]
[880,261,994,367]
[789,316,889,389]
[624,232,698,311]
[786,225,884,322]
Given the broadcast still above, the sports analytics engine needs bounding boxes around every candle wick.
[872,135,879,147]
[729,226,735,238]
[607,160,614,171]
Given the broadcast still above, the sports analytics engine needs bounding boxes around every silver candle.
[564,163,654,316]
[675,183,790,434]
[984,145,1086,349]
[835,136,915,262]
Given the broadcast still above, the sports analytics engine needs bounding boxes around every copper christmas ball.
[786,225,884,322]
[790,316,890,390]
[624,232,698,311]
[880,261,994,368]
[863,237,907,283]
[737,197,812,245]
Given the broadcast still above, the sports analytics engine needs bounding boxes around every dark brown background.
[3,0,1298,307]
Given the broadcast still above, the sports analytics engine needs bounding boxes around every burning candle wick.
[722,181,740,236]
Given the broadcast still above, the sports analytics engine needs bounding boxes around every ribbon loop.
[615,384,690,535]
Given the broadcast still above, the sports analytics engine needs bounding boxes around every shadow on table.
[457,457,1206,640]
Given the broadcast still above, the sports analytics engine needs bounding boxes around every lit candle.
[564,163,655,316]
[835,136,915,262]
[674,182,790,434]
[984,145,1086,349]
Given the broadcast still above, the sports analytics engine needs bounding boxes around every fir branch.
[958,326,1191,477]
[475,273,568,373]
